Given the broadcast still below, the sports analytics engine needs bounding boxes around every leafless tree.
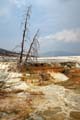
[19,6,31,64]
[24,29,40,64]
[17,5,40,73]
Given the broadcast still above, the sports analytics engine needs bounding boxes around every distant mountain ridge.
[41,50,80,57]
[0,48,80,57]
[0,48,19,56]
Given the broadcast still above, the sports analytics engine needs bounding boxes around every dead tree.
[19,6,31,64]
[24,29,40,64]
[31,31,40,62]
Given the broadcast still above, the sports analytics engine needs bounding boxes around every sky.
[0,0,80,55]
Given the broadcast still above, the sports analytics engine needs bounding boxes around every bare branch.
[24,29,40,63]
[19,6,31,63]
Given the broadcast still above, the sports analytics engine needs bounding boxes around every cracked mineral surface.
[0,61,80,120]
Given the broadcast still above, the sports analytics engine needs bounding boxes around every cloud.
[0,1,11,17]
[0,8,8,17]
[63,0,71,1]
[0,0,26,17]
[41,29,80,43]
[9,0,27,8]
[31,0,51,7]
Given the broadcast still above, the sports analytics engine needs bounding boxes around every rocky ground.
[0,62,80,120]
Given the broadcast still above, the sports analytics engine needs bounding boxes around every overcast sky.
[0,0,80,54]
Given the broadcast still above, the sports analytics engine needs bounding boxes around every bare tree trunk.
[19,6,31,64]
[24,30,39,63]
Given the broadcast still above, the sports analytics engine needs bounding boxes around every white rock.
[10,81,29,90]
[7,72,22,78]
[49,72,69,83]
[76,63,80,68]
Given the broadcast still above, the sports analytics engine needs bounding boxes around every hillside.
[41,50,80,57]
[0,48,19,57]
